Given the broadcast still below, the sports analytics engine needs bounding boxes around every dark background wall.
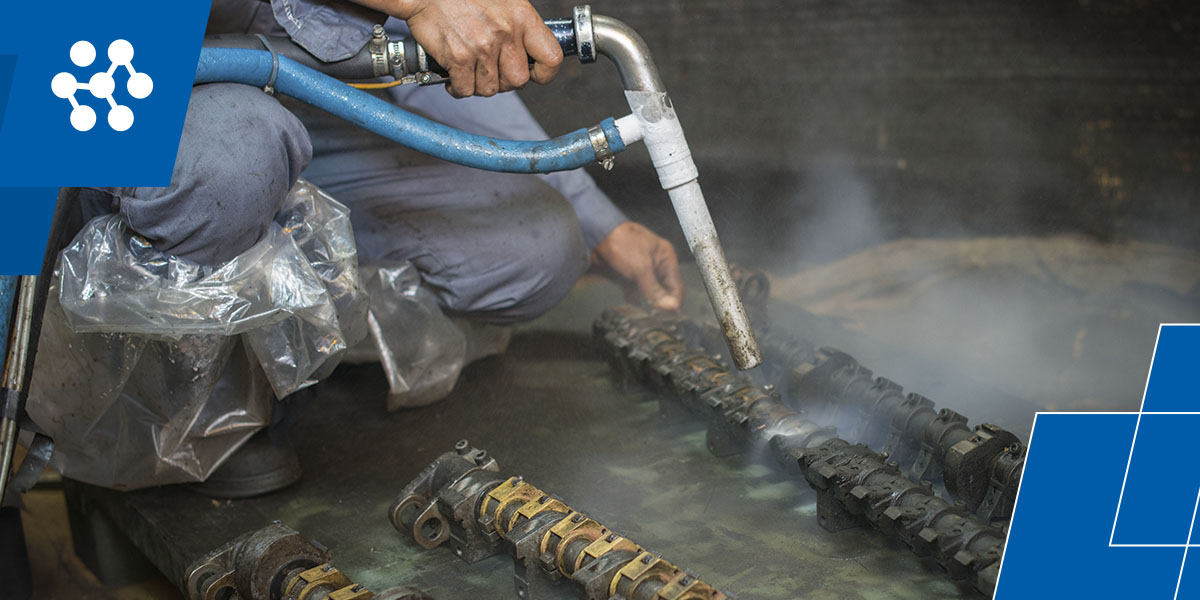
[520,0,1200,273]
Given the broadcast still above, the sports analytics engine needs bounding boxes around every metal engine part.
[665,282,1024,524]
[795,439,1005,596]
[595,306,835,468]
[183,522,431,600]
[594,305,1005,597]
[789,348,1025,522]
[390,441,730,600]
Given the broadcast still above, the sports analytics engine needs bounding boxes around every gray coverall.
[93,0,628,324]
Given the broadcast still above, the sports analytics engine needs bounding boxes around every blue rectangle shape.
[0,55,15,125]
[996,413,1185,599]
[0,2,212,187]
[0,188,58,275]
[1143,326,1200,413]
[1113,414,1200,545]
[1179,552,1200,599]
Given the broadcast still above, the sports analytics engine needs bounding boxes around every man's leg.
[99,83,312,265]
[284,97,589,325]
[83,83,314,496]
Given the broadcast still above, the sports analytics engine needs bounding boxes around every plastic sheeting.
[26,180,367,489]
[359,262,467,410]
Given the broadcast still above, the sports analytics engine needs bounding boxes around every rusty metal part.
[0,276,38,505]
[595,305,835,470]
[183,522,426,600]
[281,563,372,600]
[795,439,1005,597]
[788,348,1025,521]
[390,442,730,600]
[594,305,1005,597]
[667,307,1024,523]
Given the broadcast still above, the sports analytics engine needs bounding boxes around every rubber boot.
[190,430,301,499]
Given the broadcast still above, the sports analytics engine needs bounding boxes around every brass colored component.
[284,563,374,600]
[480,477,542,536]
[396,442,731,599]
[513,495,571,530]
[642,329,676,348]
[577,533,640,573]
[549,516,606,574]
[657,570,726,600]
[540,511,590,556]
[610,553,677,597]
[329,587,374,600]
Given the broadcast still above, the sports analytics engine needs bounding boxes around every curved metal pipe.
[591,12,763,370]
[592,15,665,92]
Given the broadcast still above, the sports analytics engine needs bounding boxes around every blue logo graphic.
[0,2,210,186]
[997,324,1200,599]
[51,40,154,132]
[0,2,211,273]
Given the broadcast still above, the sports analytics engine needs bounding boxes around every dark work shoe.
[190,431,301,499]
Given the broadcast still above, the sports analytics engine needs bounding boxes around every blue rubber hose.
[194,48,626,174]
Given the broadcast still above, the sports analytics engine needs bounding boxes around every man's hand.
[364,0,563,98]
[593,222,684,312]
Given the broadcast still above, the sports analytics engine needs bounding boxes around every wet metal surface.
[75,280,1002,599]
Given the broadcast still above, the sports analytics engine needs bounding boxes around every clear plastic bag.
[26,180,367,489]
[56,179,367,398]
[27,299,273,490]
[360,261,467,410]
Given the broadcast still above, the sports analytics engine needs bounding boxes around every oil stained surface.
[73,279,985,600]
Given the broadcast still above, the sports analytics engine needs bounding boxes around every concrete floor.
[20,222,1197,598]
[24,274,1000,600]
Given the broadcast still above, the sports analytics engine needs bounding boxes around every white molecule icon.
[51,40,153,132]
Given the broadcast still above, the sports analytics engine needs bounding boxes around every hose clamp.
[573,5,596,63]
[253,34,280,96]
[588,124,615,170]
[369,24,390,78]
[388,40,406,76]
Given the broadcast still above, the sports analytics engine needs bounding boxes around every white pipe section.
[595,12,761,370]
[613,113,644,145]
[622,89,762,370]
[667,181,762,368]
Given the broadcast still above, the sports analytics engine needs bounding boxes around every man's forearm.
[348,0,418,20]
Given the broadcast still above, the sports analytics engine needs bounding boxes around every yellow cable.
[348,80,407,90]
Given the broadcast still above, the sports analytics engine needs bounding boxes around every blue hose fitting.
[194,47,626,174]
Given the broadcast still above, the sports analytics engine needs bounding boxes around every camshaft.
[788,348,1025,522]
[668,292,1024,524]
[594,305,1005,596]
[389,440,729,600]
[795,439,1004,595]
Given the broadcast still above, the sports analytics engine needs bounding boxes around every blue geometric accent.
[0,55,15,125]
[0,3,212,274]
[0,2,212,187]
[0,188,57,274]
[1143,326,1200,413]
[997,325,1200,600]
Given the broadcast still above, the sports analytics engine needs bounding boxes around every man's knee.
[499,193,590,321]
[115,84,312,265]
[433,184,589,324]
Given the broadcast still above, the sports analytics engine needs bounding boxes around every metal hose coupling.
[390,441,731,600]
